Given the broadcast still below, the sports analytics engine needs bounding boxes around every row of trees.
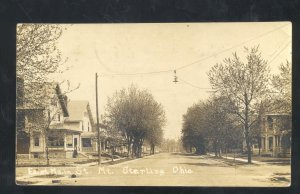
[182,46,291,163]
[104,85,166,158]
[182,97,244,156]
[160,138,183,153]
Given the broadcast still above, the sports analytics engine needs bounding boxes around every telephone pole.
[96,73,102,165]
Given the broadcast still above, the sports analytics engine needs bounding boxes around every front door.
[74,138,78,149]
[73,137,78,158]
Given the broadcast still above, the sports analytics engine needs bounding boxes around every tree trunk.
[111,147,114,162]
[258,137,261,156]
[137,138,144,158]
[127,138,132,158]
[46,146,49,166]
[245,98,252,164]
[45,132,50,166]
[213,140,218,157]
[132,142,135,158]
[150,144,155,155]
[246,137,252,163]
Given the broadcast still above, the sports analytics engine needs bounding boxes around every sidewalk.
[207,153,264,165]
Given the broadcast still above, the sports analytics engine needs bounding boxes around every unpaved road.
[16,153,290,186]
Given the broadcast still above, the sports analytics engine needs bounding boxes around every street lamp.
[173,70,178,83]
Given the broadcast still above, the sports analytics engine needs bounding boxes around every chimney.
[63,95,68,108]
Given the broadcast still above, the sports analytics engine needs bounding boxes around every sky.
[52,22,291,140]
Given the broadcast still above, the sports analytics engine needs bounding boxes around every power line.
[176,24,290,71]
[178,78,212,90]
[267,41,291,65]
[101,69,171,76]
[178,40,291,91]
[98,23,289,77]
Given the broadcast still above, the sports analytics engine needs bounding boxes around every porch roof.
[81,132,97,138]
[49,128,83,133]
[49,123,82,133]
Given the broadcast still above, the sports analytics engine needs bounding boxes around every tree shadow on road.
[171,152,197,156]
[176,162,229,167]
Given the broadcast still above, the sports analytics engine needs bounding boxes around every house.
[64,101,97,155]
[253,113,291,157]
[16,79,122,159]
[16,80,71,159]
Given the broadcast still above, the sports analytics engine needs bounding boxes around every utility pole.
[96,73,101,165]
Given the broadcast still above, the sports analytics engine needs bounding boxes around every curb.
[207,153,263,165]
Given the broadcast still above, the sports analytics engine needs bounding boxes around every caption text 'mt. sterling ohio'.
[28,166,193,177]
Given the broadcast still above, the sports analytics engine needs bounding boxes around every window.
[88,122,90,132]
[34,137,39,146]
[66,135,73,147]
[57,113,60,121]
[267,116,273,130]
[82,123,84,131]
[82,138,92,147]
[48,135,64,147]
[33,153,39,158]
[269,137,273,150]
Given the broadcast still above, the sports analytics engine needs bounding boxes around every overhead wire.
[267,41,291,66]
[97,23,290,77]
[96,24,290,92]
[178,78,212,90]
[178,39,291,91]
[176,23,290,71]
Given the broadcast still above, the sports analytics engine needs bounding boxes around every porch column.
[279,135,282,153]
[64,132,67,150]
[79,134,81,152]
[29,133,32,159]
[265,134,269,152]
[273,135,276,156]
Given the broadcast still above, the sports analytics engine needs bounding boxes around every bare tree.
[207,46,270,163]
[271,61,292,156]
[181,97,242,156]
[271,61,291,113]
[146,126,163,155]
[17,24,68,83]
[161,138,182,153]
[181,102,207,155]
[105,85,166,158]
[203,97,242,157]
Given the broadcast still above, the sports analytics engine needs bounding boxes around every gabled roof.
[55,84,69,117]
[17,81,69,117]
[66,100,90,121]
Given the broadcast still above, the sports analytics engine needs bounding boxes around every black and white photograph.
[15,22,291,186]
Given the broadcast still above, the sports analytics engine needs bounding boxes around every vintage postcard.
[16,22,291,186]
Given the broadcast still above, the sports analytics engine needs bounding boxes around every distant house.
[253,113,291,157]
[64,101,97,154]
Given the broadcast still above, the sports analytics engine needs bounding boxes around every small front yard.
[16,157,112,167]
